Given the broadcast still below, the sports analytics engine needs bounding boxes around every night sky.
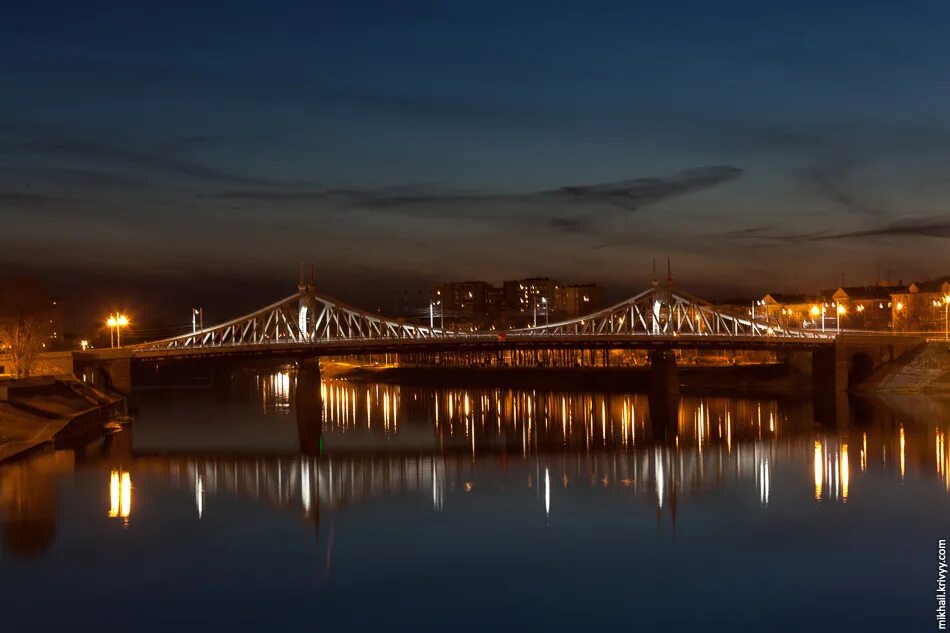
[4,1,950,332]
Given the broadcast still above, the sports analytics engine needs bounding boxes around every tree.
[0,277,54,378]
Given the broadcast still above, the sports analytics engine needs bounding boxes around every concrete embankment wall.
[865,342,950,393]
[0,376,124,462]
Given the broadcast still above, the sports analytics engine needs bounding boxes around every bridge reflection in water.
[2,368,950,559]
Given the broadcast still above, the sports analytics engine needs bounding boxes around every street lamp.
[429,300,443,331]
[810,304,824,332]
[836,303,845,334]
[944,295,950,340]
[106,313,129,348]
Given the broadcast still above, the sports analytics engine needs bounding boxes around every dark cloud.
[0,191,83,208]
[199,190,329,202]
[318,166,743,218]
[197,167,743,238]
[2,139,311,189]
[795,161,889,217]
[548,217,594,234]
[812,216,950,240]
[6,52,551,127]
[728,216,950,243]
[548,166,742,210]
[725,224,780,237]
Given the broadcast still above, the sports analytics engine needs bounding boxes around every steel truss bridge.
[128,279,834,359]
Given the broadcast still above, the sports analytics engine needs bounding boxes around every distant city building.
[427,277,603,329]
[502,278,560,326]
[47,298,64,348]
[832,285,901,330]
[891,277,950,332]
[760,293,819,329]
[554,284,603,319]
[485,286,507,324]
[757,281,907,332]
[714,297,757,320]
[429,281,491,328]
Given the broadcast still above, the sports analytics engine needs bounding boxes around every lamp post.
[945,295,950,340]
[541,297,548,326]
[107,315,116,348]
[810,304,824,333]
[106,313,129,348]
[116,314,128,347]
[836,302,845,334]
[429,300,442,331]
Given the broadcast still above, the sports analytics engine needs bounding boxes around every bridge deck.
[108,333,847,361]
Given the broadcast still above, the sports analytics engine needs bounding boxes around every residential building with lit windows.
[831,285,902,331]
[429,281,491,328]
[891,277,950,332]
[554,284,603,319]
[502,278,560,326]
[759,294,819,329]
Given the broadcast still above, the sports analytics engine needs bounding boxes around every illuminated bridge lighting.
[108,470,132,525]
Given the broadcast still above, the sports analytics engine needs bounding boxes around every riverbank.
[866,341,950,393]
[322,362,809,397]
[0,376,124,463]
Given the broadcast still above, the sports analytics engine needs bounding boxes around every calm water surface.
[2,369,950,632]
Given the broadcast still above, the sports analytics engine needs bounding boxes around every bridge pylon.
[297,263,317,341]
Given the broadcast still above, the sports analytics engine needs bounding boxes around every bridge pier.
[74,353,133,397]
[812,345,847,426]
[649,349,680,398]
[296,359,323,455]
[648,349,680,440]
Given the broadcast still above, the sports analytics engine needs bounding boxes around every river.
[1,367,948,631]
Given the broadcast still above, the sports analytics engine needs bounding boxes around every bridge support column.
[75,354,132,397]
[296,359,323,455]
[648,349,679,440]
[649,349,680,397]
[812,345,847,426]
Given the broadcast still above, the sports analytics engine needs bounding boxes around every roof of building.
[715,297,757,306]
[834,285,906,301]
[762,293,811,305]
[910,276,950,293]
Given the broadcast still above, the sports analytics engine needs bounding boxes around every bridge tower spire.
[665,256,674,288]
[297,262,316,341]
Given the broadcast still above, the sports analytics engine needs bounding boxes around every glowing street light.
[429,300,443,331]
[106,313,130,348]
[836,302,845,333]
[810,304,825,332]
[944,295,950,340]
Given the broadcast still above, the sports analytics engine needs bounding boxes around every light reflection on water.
[1,368,950,631]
